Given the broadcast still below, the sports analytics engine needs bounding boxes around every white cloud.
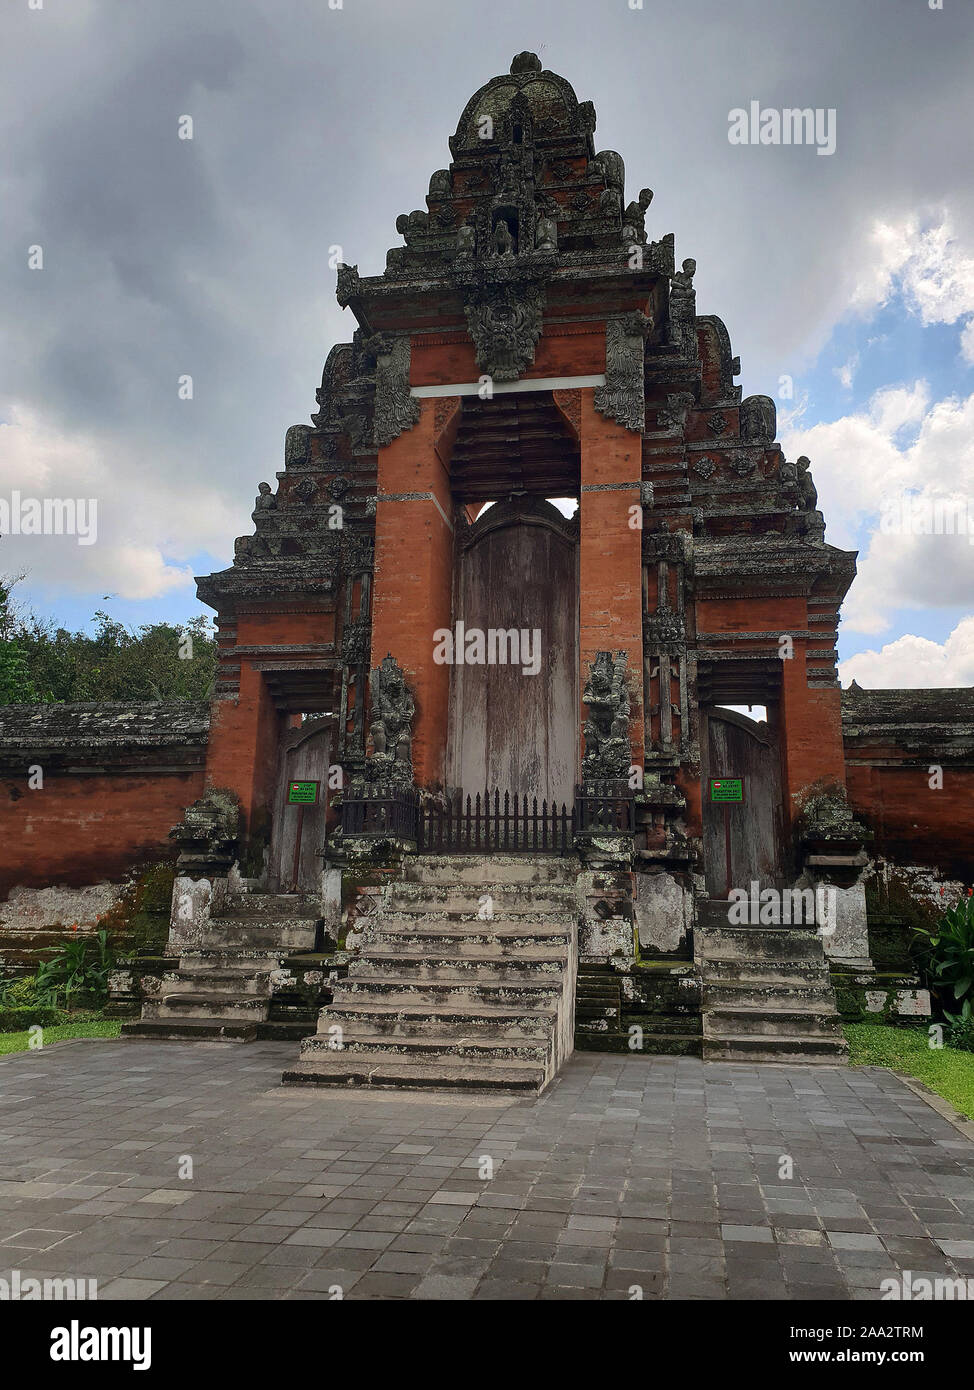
[840,617,974,688]
[0,404,239,600]
[783,384,974,633]
[833,353,859,390]
[851,214,974,357]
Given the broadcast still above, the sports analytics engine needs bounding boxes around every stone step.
[702,981,837,1009]
[701,957,830,987]
[182,948,284,966]
[576,1030,702,1057]
[282,1052,546,1092]
[220,895,319,919]
[699,927,826,962]
[122,1019,258,1042]
[370,921,570,944]
[337,973,562,1003]
[163,972,273,997]
[701,1035,849,1063]
[199,925,314,950]
[380,886,575,913]
[146,994,268,1021]
[325,999,558,1031]
[355,944,567,968]
[704,1007,843,1039]
[398,855,577,886]
[300,1032,551,1062]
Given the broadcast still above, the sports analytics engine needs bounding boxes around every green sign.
[710,778,743,804]
[287,780,319,806]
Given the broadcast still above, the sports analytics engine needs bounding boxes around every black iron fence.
[340,782,634,854]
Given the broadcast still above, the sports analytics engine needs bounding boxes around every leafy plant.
[944,999,974,1052]
[35,930,116,1006]
[913,894,974,1015]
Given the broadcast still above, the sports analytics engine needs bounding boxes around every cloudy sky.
[2,0,973,687]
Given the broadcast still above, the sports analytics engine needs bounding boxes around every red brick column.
[779,635,847,822]
[578,390,644,767]
[204,663,280,835]
[371,396,455,788]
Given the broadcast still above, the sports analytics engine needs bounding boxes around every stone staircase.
[696,899,848,1063]
[123,892,319,1042]
[282,854,578,1093]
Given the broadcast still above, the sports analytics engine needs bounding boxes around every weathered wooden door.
[700,707,784,896]
[267,719,331,892]
[447,498,578,805]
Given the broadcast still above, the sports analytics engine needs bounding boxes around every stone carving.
[253,482,276,517]
[293,477,317,503]
[535,208,558,253]
[464,282,545,381]
[594,312,653,433]
[373,336,421,448]
[457,219,476,252]
[428,169,451,199]
[622,188,653,244]
[335,263,361,308]
[582,651,631,780]
[341,616,371,666]
[694,455,717,479]
[797,456,818,511]
[708,411,727,436]
[669,257,697,357]
[740,394,776,442]
[593,149,625,195]
[493,218,515,257]
[284,424,312,467]
[367,655,415,786]
[169,788,241,877]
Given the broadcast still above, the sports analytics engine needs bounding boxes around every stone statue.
[493,218,515,257]
[457,219,476,252]
[367,654,415,786]
[535,208,558,253]
[622,188,653,242]
[254,481,276,513]
[671,258,696,296]
[797,456,818,511]
[582,651,631,780]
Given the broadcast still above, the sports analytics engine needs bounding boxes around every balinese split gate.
[123,52,906,1088]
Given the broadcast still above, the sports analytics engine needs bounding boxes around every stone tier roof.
[0,701,210,771]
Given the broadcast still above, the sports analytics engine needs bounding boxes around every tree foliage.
[0,578,216,704]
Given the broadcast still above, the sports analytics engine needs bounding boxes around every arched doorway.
[446,497,578,805]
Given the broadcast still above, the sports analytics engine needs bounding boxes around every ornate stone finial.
[740,394,776,443]
[169,788,241,877]
[367,655,415,787]
[582,651,632,780]
[511,51,543,74]
[284,424,312,467]
[336,262,361,308]
[594,312,652,433]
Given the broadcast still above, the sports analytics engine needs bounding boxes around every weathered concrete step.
[326,1000,558,1031]
[399,856,577,886]
[699,928,826,962]
[122,1019,258,1042]
[282,1053,546,1092]
[183,948,283,966]
[372,921,570,943]
[164,972,273,997]
[701,958,830,986]
[575,1031,702,1057]
[701,1035,849,1063]
[301,1033,551,1062]
[703,981,837,1009]
[356,945,567,967]
[220,895,319,919]
[147,994,268,1020]
[705,1007,843,1039]
[199,926,314,949]
[381,886,575,912]
[337,975,562,1005]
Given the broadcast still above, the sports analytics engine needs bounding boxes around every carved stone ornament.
[169,788,241,877]
[367,654,415,787]
[594,312,653,434]
[694,455,717,479]
[464,282,545,382]
[740,394,777,443]
[284,424,312,467]
[581,651,632,780]
[373,337,421,448]
[708,411,727,436]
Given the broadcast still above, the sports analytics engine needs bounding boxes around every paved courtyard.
[0,1039,972,1300]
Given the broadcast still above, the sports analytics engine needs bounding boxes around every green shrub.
[914,894,974,1016]
[35,930,116,1006]
[0,1005,66,1032]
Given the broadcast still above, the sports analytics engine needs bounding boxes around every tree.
[0,577,217,704]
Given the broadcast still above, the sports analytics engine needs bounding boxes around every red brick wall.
[0,768,205,896]
[845,760,974,881]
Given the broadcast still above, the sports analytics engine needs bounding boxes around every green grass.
[845,1023,974,1119]
[0,1019,122,1056]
